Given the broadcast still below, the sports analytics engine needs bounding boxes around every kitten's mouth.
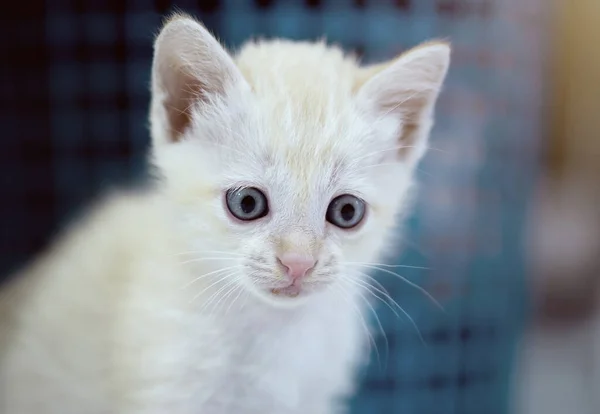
[271,284,302,298]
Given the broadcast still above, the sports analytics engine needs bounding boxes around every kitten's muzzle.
[270,254,317,298]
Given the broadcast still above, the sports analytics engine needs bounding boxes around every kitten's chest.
[206,294,365,412]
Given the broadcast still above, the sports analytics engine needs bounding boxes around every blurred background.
[0,1,598,413]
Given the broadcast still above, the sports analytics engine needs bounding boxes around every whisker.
[190,271,240,305]
[180,265,243,291]
[178,257,241,265]
[173,250,245,257]
[344,261,430,271]
[352,264,445,313]
[240,287,251,310]
[210,280,242,316]
[200,277,239,314]
[346,279,390,358]
[202,272,241,308]
[359,272,392,296]
[331,285,377,362]
[340,280,389,370]
[225,285,246,315]
[333,282,383,370]
[350,271,425,345]
[346,276,400,319]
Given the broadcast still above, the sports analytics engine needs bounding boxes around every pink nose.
[277,253,316,281]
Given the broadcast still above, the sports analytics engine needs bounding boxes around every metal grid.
[0,1,547,412]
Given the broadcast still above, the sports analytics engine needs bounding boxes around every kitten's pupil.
[241,196,256,214]
[340,204,355,221]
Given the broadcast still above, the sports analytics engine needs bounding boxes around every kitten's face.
[158,93,413,307]
[150,16,449,307]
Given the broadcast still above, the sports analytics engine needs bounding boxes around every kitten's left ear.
[355,42,450,165]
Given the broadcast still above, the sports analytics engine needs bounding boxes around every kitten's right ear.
[354,42,450,166]
[150,14,247,145]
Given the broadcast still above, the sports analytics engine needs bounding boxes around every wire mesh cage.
[0,1,548,412]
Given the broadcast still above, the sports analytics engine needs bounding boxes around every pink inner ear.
[152,15,245,145]
[398,123,420,158]
[161,75,204,143]
[357,79,444,162]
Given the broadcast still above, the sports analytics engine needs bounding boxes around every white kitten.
[0,14,449,414]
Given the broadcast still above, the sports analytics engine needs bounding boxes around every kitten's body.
[1,192,363,413]
[0,15,449,414]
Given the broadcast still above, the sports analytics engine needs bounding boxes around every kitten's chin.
[248,282,326,308]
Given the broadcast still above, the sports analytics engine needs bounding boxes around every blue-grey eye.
[326,194,366,229]
[226,187,269,221]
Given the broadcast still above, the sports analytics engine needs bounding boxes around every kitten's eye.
[226,187,269,221]
[326,194,366,229]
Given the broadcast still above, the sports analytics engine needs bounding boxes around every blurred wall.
[547,0,600,180]
[529,0,600,329]
[514,1,600,413]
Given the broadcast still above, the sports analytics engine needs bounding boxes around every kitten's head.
[150,14,449,307]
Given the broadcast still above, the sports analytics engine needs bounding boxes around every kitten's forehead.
[219,41,393,209]
[269,143,343,192]
[259,108,371,195]
[222,98,376,210]
[226,125,361,220]
[236,40,360,141]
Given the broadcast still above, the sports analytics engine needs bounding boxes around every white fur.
[0,14,449,414]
